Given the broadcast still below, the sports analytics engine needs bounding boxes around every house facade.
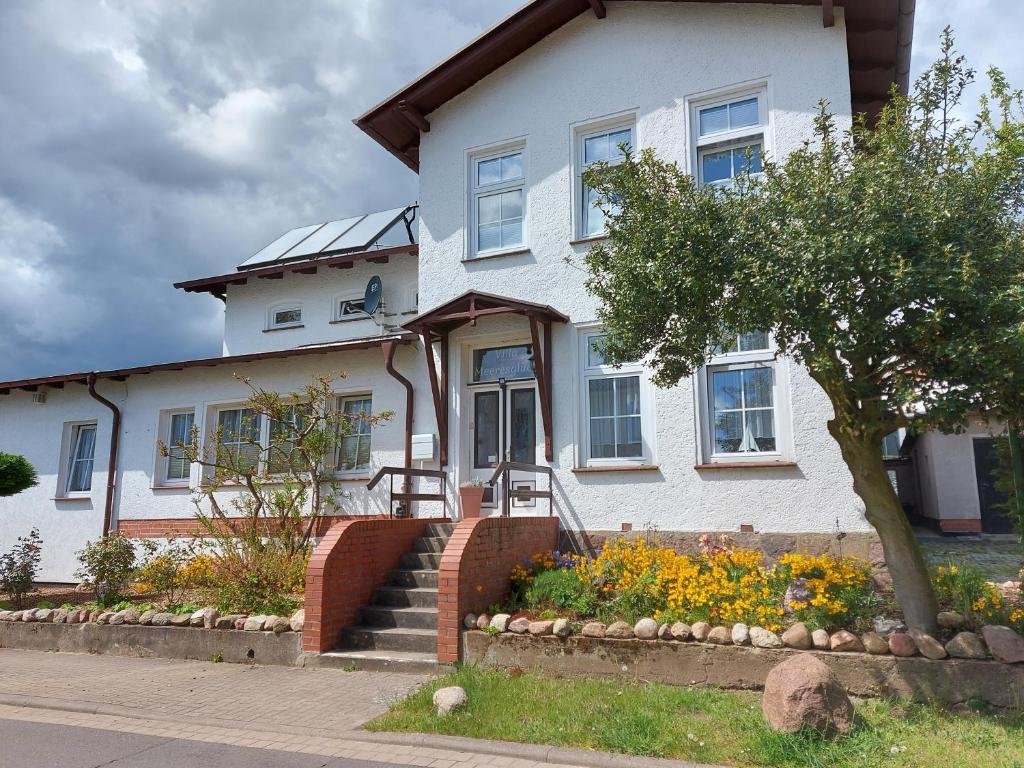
[1,1,940,583]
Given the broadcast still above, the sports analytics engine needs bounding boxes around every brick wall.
[436,516,559,663]
[118,515,375,540]
[302,517,442,653]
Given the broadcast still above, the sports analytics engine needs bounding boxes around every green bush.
[598,572,667,624]
[524,568,598,616]
[0,453,38,497]
[75,533,138,605]
[0,528,43,609]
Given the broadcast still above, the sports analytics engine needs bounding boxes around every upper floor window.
[334,296,368,322]
[64,423,97,494]
[692,89,766,189]
[267,303,302,331]
[577,122,633,238]
[470,146,525,257]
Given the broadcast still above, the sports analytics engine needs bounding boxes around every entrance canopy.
[403,291,568,465]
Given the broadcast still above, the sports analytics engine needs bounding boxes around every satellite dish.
[364,275,383,315]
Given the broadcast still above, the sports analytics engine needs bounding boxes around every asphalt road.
[0,718,418,768]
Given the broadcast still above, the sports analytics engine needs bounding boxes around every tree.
[580,31,1024,632]
[0,452,38,497]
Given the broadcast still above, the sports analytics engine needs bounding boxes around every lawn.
[367,666,1024,768]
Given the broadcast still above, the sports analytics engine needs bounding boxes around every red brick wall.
[302,517,443,653]
[118,515,375,539]
[436,516,559,663]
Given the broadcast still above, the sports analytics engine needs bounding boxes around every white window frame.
[467,141,527,259]
[689,84,769,189]
[332,292,369,323]
[573,115,636,240]
[266,301,303,331]
[336,394,373,476]
[58,421,97,497]
[156,408,195,487]
[694,333,794,465]
[577,329,655,467]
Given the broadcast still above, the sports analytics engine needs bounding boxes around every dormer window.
[267,303,303,331]
[333,294,369,323]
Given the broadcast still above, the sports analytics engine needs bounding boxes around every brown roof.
[356,0,916,172]
[0,334,417,394]
[175,244,419,299]
[403,290,569,336]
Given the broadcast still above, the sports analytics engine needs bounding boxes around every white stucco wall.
[222,257,420,355]
[912,418,1001,523]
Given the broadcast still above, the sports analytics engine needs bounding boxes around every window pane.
[477,222,500,252]
[474,391,499,468]
[590,417,616,458]
[617,415,643,457]
[167,413,194,481]
[702,150,733,185]
[714,410,742,453]
[478,193,501,225]
[747,409,776,451]
[500,189,522,219]
[587,335,607,367]
[500,219,523,248]
[584,186,605,235]
[699,103,729,136]
[738,331,769,351]
[616,375,641,416]
[584,134,608,164]
[588,379,615,418]
[500,153,523,181]
[510,389,536,463]
[478,157,501,185]
[729,97,759,129]
[735,144,762,175]
[742,368,774,408]
[609,129,632,158]
[67,425,96,492]
[274,308,301,325]
[712,370,743,410]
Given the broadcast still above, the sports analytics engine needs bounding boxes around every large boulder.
[981,625,1024,664]
[762,654,854,736]
[433,686,468,716]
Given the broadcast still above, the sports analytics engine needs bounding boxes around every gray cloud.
[0,1,1015,380]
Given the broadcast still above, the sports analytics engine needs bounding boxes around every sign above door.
[472,345,534,383]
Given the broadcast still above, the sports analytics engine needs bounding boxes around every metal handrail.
[366,465,447,518]
[487,460,554,517]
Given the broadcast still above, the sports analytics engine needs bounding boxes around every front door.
[973,438,1014,534]
[470,382,537,510]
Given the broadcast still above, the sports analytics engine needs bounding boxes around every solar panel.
[319,206,409,255]
[238,223,325,269]
[283,215,364,260]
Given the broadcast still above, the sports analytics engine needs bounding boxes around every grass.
[367,666,1024,768]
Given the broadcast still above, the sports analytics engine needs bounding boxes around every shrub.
[0,528,43,608]
[524,568,597,616]
[75,533,138,605]
[0,452,38,497]
[932,563,1010,626]
[133,540,212,605]
[774,553,873,630]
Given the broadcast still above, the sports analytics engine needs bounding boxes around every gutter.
[383,340,414,494]
[896,0,916,95]
[87,374,121,536]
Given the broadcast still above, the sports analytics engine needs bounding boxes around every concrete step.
[340,626,437,653]
[413,536,448,554]
[313,649,439,674]
[401,551,441,570]
[359,605,437,630]
[374,585,438,608]
[390,569,438,589]
[425,522,455,538]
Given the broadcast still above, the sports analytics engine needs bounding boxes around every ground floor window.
[337,396,372,473]
[65,423,97,493]
[164,411,195,483]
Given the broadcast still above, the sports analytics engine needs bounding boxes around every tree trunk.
[832,428,939,633]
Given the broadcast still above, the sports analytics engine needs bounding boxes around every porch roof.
[402,290,569,337]
[0,334,417,394]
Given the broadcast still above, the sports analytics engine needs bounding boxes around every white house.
[4,0,987,586]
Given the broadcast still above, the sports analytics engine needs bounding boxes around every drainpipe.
[383,341,414,494]
[87,374,121,536]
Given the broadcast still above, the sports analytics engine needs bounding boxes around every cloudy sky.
[0,0,1016,380]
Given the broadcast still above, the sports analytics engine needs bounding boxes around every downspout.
[87,374,121,536]
[383,341,414,494]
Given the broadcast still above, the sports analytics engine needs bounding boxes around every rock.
[815,626,831,651]
[97,611,115,625]
[138,610,157,626]
[691,622,712,642]
[861,632,889,654]
[873,617,906,637]
[122,608,141,625]
[981,625,1024,664]
[88,610,102,623]
[169,613,191,627]
[946,631,988,660]
[476,614,492,630]
[750,626,784,649]
[829,630,864,653]
[762,654,854,735]
[908,628,947,660]
[234,616,248,630]
[937,611,966,630]
[151,612,173,627]
[634,618,659,640]
[52,609,68,624]
[191,608,218,629]
[781,623,812,650]
[0,611,13,622]
[464,613,478,629]
[783,579,813,615]
[605,621,634,639]
[109,611,128,625]
[553,618,572,638]
[243,616,266,632]
[433,686,468,716]
[888,632,918,657]
[262,615,279,631]
[489,614,510,633]
[707,626,732,645]
[528,620,554,636]
[289,609,305,633]
[657,623,671,640]
[215,615,241,630]
[508,617,531,634]
[732,623,750,646]
[581,621,606,638]
[35,609,54,623]
[272,617,291,634]
[670,622,691,641]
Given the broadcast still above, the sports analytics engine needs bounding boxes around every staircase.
[318,521,453,672]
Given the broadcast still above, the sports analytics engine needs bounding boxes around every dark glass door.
[973,438,1014,534]
[474,391,500,469]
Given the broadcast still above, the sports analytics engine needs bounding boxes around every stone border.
[463,631,1024,710]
